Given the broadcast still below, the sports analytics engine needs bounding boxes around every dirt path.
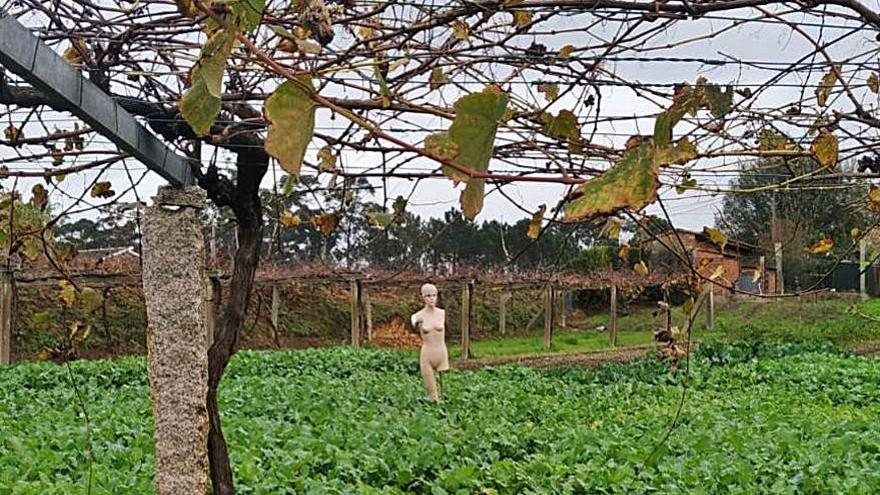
[451,344,660,371]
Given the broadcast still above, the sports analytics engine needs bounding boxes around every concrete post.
[0,269,13,365]
[860,239,868,300]
[141,186,209,495]
[775,242,784,294]
[558,290,567,329]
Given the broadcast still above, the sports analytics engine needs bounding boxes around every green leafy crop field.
[2,343,880,494]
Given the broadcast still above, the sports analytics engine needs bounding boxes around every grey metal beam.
[0,10,194,186]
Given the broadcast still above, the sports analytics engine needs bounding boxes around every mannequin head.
[420,283,438,309]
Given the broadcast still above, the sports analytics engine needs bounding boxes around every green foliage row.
[2,342,880,493]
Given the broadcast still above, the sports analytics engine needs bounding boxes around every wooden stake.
[350,279,361,347]
[499,292,508,336]
[270,284,280,348]
[860,239,868,300]
[609,285,617,347]
[0,270,13,365]
[543,285,554,351]
[775,242,784,294]
[461,281,472,359]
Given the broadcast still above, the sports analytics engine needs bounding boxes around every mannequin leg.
[420,360,439,401]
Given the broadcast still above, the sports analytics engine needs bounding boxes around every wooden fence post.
[609,284,618,347]
[0,269,13,365]
[461,281,472,359]
[706,283,715,330]
[544,285,554,350]
[350,279,361,347]
[759,256,766,294]
[860,239,868,300]
[362,285,373,342]
[270,284,280,348]
[558,290,567,329]
[775,242,784,294]
[499,291,511,335]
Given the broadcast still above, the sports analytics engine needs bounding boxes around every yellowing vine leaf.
[58,280,76,308]
[452,21,469,40]
[709,265,725,281]
[564,142,659,222]
[512,10,532,27]
[367,211,393,228]
[179,29,236,136]
[280,211,302,227]
[3,124,23,142]
[430,67,448,90]
[537,83,559,102]
[815,67,839,107]
[869,186,880,211]
[618,243,630,262]
[30,184,48,211]
[90,181,115,199]
[311,212,340,237]
[264,75,316,178]
[752,269,762,283]
[527,204,546,240]
[79,287,103,313]
[599,217,621,240]
[633,261,649,277]
[810,130,838,168]
[542,110,579,141]
[868,72,880,94]
[851,227,861,239]
[62,39,89,66]
[557,44,575,58]
[432,88,508,220]
[704,227,727,251]
[809,237,834,255]
[758,130,798,151]
[318,146,337,171]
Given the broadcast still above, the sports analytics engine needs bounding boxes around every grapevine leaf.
[430,68,448,90]
[526,204,546,240]
[280,211,302,227]
[367,212,393,228]
[452,21,468,40]
[815,67,839,107]
[704,227,728,251]
[318,146,337,172]
[564,142,659,222]
[435,88,508,220]
[30,184,48,211]
[90,181,115,199]
[541,110,579,140]
[311,212,340,237]
[810,130,838,168]
[868,72,880,94]
[264,75,316,178]
[537,83,559,102]
[512,10,532,27]
[809,237,834,255]
[179,29,236,136]
[59,280,76,308]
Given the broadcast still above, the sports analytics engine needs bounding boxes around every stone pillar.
[141,186,209,495]
[0,269,13,365]
[609,284,617,347]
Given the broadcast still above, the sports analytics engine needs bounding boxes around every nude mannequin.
[410,283,449,402]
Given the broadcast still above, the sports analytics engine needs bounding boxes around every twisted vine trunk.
[199,148,267,495]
